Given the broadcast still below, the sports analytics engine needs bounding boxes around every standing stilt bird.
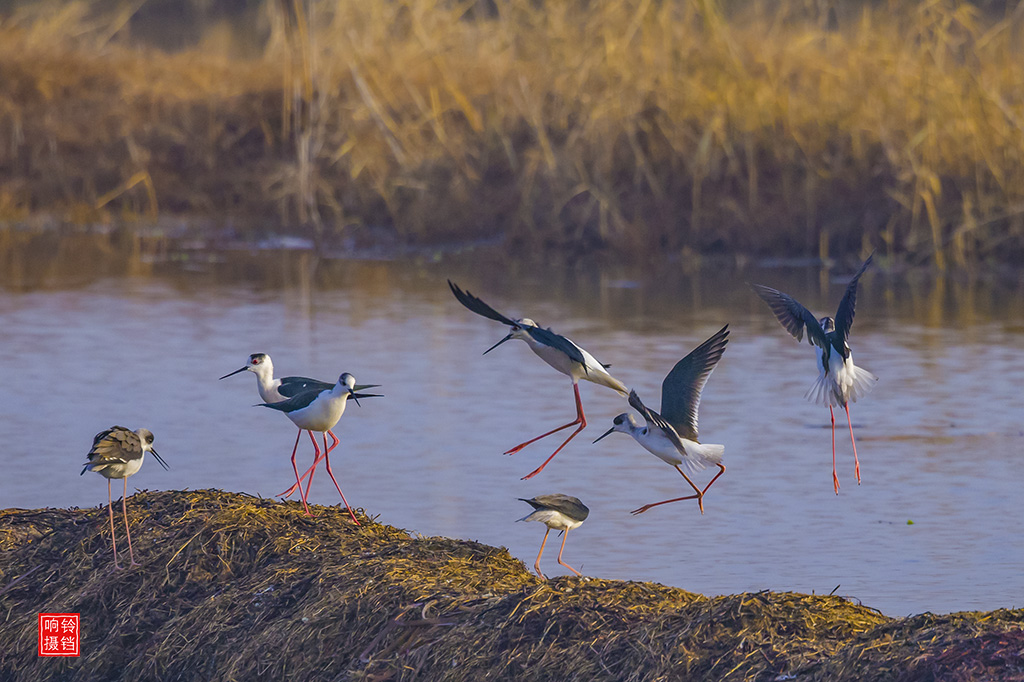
[258,373,380,522]
[518,494,589,579]
[594,326,729,515]
[751,254,877,494]
[81,426,168,569]
[220,353,378,499]
[448,280,629,480]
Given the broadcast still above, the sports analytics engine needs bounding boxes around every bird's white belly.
[525,509,584,531]
[529,342,575,378]
[287,393,347,432]
[637,429,685,467]
[93,457,144,480]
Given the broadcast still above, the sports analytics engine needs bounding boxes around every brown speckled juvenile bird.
[81,426,167,569]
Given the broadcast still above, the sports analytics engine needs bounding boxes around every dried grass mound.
[1,490,1022,681]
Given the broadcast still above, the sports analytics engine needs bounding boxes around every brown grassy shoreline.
[2,1,1024,265]
[1,489,1023,681]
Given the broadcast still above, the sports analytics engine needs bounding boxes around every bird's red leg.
[107,479,121,570]
[505,383,584,456]
[289,433,313,516]
[277,430,305,498]
[302,431,321,504]
[520,384,586,480]
[631,464,704,515]
[281,428,339,497]
[846,403,861,484]
[556,530,582,577]
[322,435,360,525]
[122,478,139,567]
[701,463,727,496]
[302,430,321,502]
[533,528,551,580]
[830,404,840,494]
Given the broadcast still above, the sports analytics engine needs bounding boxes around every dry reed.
[2,489,1023,680]
[1,0,1024,264]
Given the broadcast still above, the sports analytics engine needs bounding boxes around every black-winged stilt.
[594,326,729,515]
[449,280,628,480]
[258,373,380,522]
[518,494,589,579]
[81,426,168,569]
[751,254,877,494]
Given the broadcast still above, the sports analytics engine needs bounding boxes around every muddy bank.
[1,490,1022,681]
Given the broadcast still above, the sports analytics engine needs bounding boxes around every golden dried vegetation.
[2,0,1024,264]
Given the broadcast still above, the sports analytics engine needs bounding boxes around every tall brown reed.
[2,0,1024,263]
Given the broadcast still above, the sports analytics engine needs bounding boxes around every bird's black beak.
[483,332,513,355]
[219,366,248,380]
[348,389,383,407]
[593,427,615,444]
[151,449,170,471]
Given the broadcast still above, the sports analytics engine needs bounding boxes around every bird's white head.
[483,318,536,354]
[220,353,273,381]
[593,413,640,443]
[339,372,357,391]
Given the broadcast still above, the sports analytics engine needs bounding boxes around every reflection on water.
[1,232,1022,617]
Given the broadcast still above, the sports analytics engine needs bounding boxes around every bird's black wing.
[520,494,590,521]
[278,376,335,398]
[628,389,690,451]
[525,326,588,368]
[833,252,874,347]
[659,325,729,442]
[448,280,519,327]
[257,388,324,413]
[751,283,828,349]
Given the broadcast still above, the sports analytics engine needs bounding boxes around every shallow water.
[2,242,1022,617]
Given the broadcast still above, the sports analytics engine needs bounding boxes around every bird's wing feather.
[87,426,142,464]
[629,390,690,451]
[526,326,588,367]
[258,389,323,413]
[278,376,335,398]
[521,494,590,521]
[448,280,518,327]
[833,252,874,346]
[659,325,729,441]
[751,284,828,349]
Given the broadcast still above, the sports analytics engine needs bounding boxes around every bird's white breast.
[286,391,349,432]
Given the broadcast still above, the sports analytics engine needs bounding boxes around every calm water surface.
[2,242,1022,617]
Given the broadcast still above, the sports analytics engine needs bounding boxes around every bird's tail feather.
[804,364,877,406]
[681,442,724,473]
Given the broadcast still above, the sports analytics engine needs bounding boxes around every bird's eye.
[614,416,623,425]
[146,435,155,444]
[252,358,260,365]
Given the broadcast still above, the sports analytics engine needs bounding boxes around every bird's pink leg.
[830,404,840,494]
[289,432,313,516]
[107,479,121,570]
[122,478,139,567]
[322,434,360,525]
[556,529,582,577]
[533,528,551,579]
[277,430,305,498]
[846,403,861,484]
[631,464,704,515]
[520,384,586,480]
[505,382,584,456]
[301,430,320,502]
[279,429,338,498]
